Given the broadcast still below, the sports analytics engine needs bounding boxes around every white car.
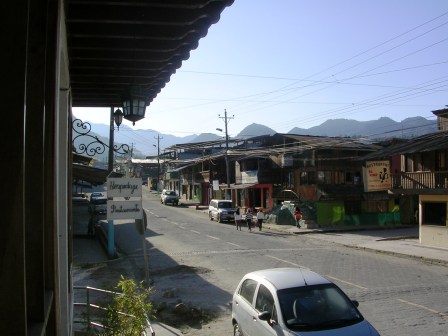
[208,199,236,223]
[232,268,380,336]
[160,190,179,205]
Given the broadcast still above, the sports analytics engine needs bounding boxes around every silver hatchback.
[232,268,380,336]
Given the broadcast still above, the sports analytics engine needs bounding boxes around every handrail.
[73,285,155,336]
[392,171,448,190]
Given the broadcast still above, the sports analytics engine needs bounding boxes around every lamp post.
[108,107,124,173]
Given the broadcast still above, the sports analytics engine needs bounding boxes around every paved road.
[110,193,447,336]
[74,189,448,335]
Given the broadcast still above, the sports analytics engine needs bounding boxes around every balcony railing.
[392,171,448,190]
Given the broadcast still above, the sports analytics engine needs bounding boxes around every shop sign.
[107,200,143,220]
[242,170,258,184]
[107,177,142,198]
[363,160,392,191]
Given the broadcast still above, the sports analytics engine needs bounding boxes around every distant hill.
[237,123,277,138]
[189,133,221,143]
[73,115,437,159]
[288,116,436,138]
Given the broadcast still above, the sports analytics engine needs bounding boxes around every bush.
[100,276,154,336]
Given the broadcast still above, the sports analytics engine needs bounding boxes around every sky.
[73,0,448,141]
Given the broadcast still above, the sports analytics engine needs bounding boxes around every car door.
[252,284,285,336]
[233,278,258,336]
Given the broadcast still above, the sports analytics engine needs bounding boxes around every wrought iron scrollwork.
[72,118,129,157]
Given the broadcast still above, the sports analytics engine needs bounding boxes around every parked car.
[232,268,380,336]
[208,199,236,223]
[88,196,108,215]
[160,190,179,205]
[72,192,88,204]
[89,192,104,202]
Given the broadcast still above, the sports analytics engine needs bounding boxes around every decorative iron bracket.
[72,118,129,157]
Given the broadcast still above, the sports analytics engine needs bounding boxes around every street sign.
[107,177,142,198]
[107,200,143,220]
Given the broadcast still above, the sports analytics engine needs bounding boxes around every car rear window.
[218,202,232,208]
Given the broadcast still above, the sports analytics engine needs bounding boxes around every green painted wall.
[316,201,401,226]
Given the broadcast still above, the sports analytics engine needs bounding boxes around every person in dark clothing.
[245,208,253,232]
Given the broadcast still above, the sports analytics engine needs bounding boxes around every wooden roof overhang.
[66,0,234,108]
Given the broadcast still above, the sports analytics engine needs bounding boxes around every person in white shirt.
[256,208,265,231]
[234,207,242,230]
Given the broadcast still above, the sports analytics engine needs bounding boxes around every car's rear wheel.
[233,322,242,336]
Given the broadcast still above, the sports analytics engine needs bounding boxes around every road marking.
[227,242,241,247]
[190,230,201,234]
[398,299,448,318]
[206,235,220,240]
[266,255,310,269]
[325,275,368,290]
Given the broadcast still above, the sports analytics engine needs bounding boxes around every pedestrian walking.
[294,206,303,228]
[235,207,242,230]
[245,208,253,232]
[256,208,265,231]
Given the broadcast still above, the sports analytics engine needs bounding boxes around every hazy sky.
[73,0,448,140]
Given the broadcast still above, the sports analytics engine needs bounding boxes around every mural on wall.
[363,160,392,191]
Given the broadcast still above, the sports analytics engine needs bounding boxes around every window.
[437,151,447,171]
[239,279,257,304]
[317,171,325,183]
[422,202,447,226]
[255,284,274,313]
[300,172,308,185]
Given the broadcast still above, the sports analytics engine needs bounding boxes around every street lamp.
[122,86,148,126]
[113,108,123,130]
[108,107,127,172]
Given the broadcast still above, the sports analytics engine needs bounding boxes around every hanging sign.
[107,177,142,198]
[107,200,143,220]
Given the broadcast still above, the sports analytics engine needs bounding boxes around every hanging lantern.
[113,108,123,129]
[122,86,147,126]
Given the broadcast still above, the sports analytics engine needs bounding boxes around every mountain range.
[72,116,436,160]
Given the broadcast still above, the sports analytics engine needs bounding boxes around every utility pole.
[154,134,162,191]
[130,142,134,158]
[218,109,234,200]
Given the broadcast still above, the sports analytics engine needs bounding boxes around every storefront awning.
[72,164,123,186]
[221,183,258,190]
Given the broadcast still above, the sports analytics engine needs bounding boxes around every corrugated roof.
[360,131,448,160]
